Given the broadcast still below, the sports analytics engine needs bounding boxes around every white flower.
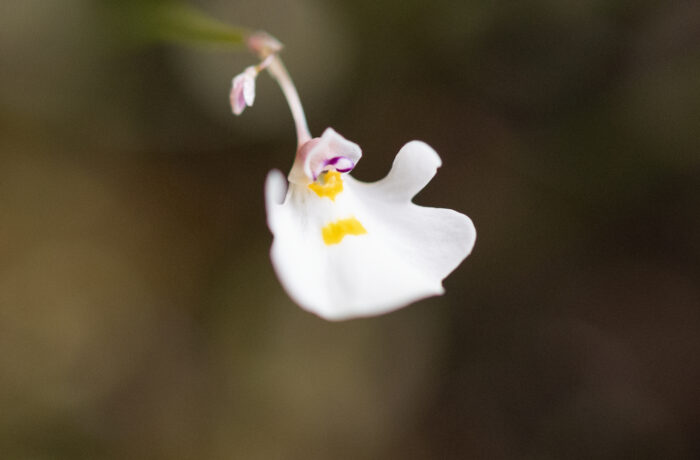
[265,128,476,320]
[232,36,476,320]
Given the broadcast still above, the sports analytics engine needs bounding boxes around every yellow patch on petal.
[322,217,367,245]
[308,170,343,201]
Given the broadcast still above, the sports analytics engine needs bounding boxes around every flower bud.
[230,67,257,115]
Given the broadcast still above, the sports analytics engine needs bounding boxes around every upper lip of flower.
[289,128,362,184]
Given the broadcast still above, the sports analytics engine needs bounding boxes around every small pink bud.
[230,67,257,115]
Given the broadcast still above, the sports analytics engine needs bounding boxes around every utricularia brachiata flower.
[231,32,476,320]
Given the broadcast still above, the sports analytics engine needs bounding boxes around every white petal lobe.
[264,169,287,232]
[369,141,442,201]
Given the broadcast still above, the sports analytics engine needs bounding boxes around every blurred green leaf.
[115,0,249,49]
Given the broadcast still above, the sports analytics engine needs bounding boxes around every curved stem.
[265,56,312,147]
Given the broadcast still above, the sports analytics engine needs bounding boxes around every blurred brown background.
[1,0,699,458]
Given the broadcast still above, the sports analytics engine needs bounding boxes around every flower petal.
[265,169,288,232]
[347,174,476,287]
[363,140,443,201]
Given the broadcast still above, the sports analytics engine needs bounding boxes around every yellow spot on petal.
[308,170,343,201]
[322,217,367,245]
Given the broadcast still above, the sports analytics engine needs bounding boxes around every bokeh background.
[2,0,699,458]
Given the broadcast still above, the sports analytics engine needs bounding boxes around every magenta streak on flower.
[324,157,355,173]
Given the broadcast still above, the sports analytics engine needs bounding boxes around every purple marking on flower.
[310,156,356,180]
[323,156,355,173]
[313,156,355,180]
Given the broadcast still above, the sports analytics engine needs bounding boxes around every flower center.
[308,170,344,201]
